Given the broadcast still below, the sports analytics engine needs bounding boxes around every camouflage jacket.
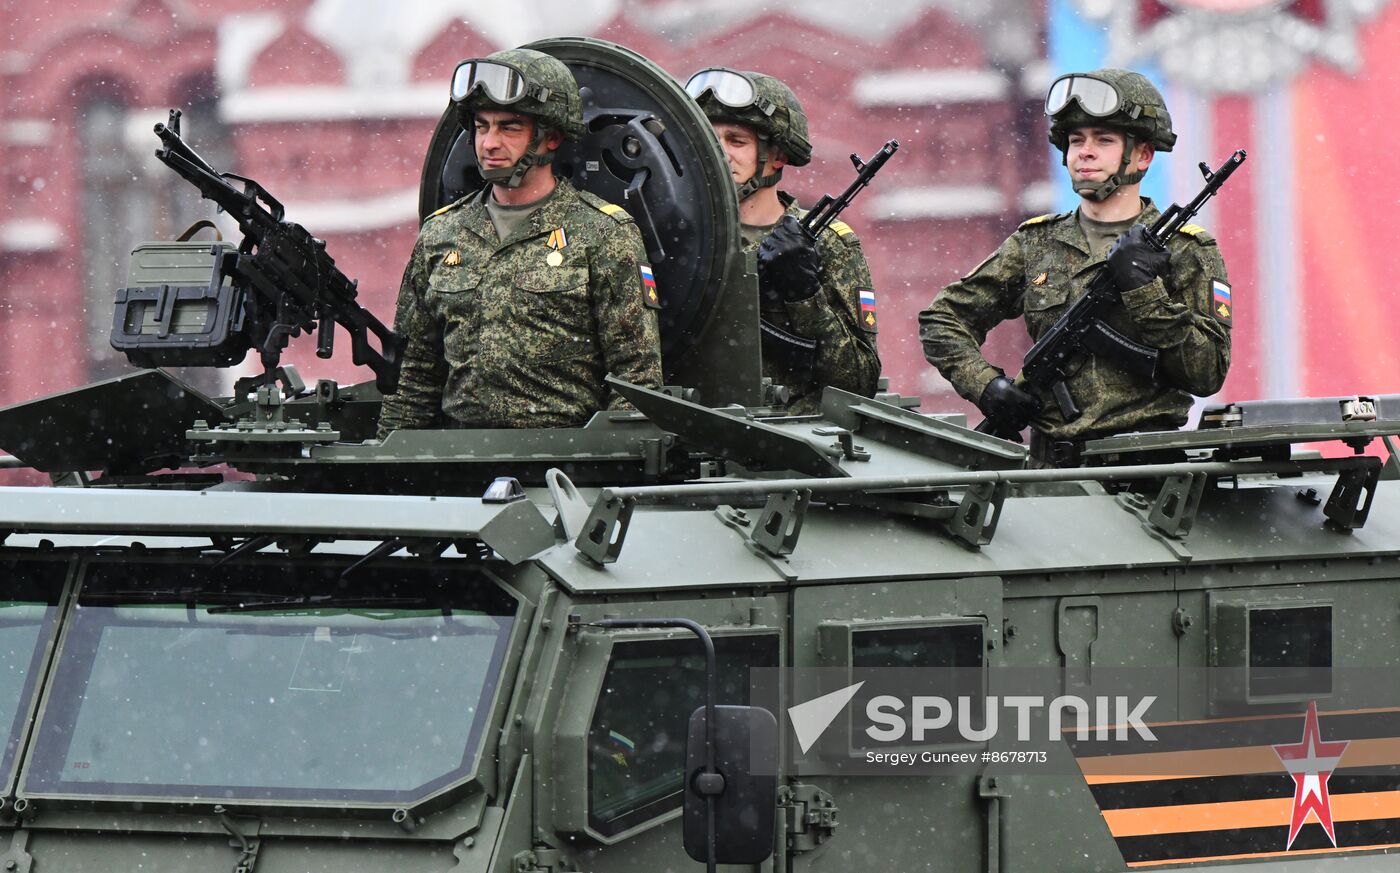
[919,199,1231,440]
[746,194,881,415]
[377,180,663,436]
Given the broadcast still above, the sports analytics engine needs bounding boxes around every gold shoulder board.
[1176,223,1216,244]
[429,201,463,218]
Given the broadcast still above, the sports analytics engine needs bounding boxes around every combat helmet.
[685,68,812,199]
[450,48,585,188]
[1046,68,1176,202]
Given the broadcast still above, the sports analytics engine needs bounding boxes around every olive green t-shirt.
[486,188,555,242]
[740,222,776,249]
[1078,210,1140,261]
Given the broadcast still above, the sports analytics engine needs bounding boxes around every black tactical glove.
[1106,224,1170,294]
[978,376,1039,438]
[757,215,822,305]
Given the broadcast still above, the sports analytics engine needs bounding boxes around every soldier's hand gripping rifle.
[146,110,406,394]
[759,141,899,376]
[976,149,1247,439]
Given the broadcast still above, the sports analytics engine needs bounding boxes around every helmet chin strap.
[478,124,554,190]
[1069,133,1144,203]
[736,136,784,201]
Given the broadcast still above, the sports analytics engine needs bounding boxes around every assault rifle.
[800,140,900,236]
[977,149,1247,438]
[761,141,900,383]
[119,110,405,394]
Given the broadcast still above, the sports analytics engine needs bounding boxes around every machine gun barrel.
[147,110,405,394]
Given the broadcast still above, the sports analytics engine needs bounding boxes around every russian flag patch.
[1212,280,1232,324]
[858,288,877,331]
[640,264,661,309]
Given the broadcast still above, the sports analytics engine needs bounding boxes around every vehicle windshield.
[0,561,64,789]
[24,559,516,804]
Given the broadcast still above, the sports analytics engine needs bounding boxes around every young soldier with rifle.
[686,68,884,414]
[919,69,1239,468]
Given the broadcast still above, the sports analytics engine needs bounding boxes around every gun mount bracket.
[749,489,811,558]
[190,373,340,447]
[1324,458,1381,531]
[1147,472,1208,539]
[575,494,635,566]
[944,481,1007,548]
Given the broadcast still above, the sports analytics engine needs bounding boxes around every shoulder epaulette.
[1176,223,1216,244]
[577,190,635,223]
[427,193,474,220]
[829,220,857,239]
[1019,212,1064,229]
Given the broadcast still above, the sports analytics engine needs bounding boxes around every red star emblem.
[1272,701,1350,850]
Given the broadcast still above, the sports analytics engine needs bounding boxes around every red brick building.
[1,0,1049,418]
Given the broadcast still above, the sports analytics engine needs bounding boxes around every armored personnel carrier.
[0,38,1396,873]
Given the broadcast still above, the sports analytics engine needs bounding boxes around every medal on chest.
[546,227,569,267]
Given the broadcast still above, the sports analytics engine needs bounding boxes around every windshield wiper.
[206,594,440,614]
[82,587,273,606]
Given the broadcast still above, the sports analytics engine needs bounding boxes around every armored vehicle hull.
[0,35,1395,873]
[0,381,1398,872]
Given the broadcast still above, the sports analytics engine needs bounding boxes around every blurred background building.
[2,0,1397,424]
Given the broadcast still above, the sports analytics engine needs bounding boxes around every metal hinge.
[779,783,838,854]
[215,806,261,873]
[512,848,577,873]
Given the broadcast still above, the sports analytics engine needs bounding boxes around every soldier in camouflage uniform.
[377,49,662,436]
[919,69,1231,464]
[685,68,880,415]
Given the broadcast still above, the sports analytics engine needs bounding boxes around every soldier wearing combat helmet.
[919,68,1232,465]
[378,48,662,436]
[686,68,880,415]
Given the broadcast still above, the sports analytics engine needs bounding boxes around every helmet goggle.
[451,60,550,105]
[684,68,776,116]
[1045,74,1136,118]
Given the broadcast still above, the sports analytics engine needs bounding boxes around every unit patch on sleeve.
[1212,280,1232,324]
[640,264,661,309]
[858,288,877,331]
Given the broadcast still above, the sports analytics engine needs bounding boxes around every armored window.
[1210,598,1333,708]
[24,558,517,805]
[813,619,988,751]
[0,560,65,794]
[851,622,985,670]
[1248,605,1332,699]
[586,633,778,838]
